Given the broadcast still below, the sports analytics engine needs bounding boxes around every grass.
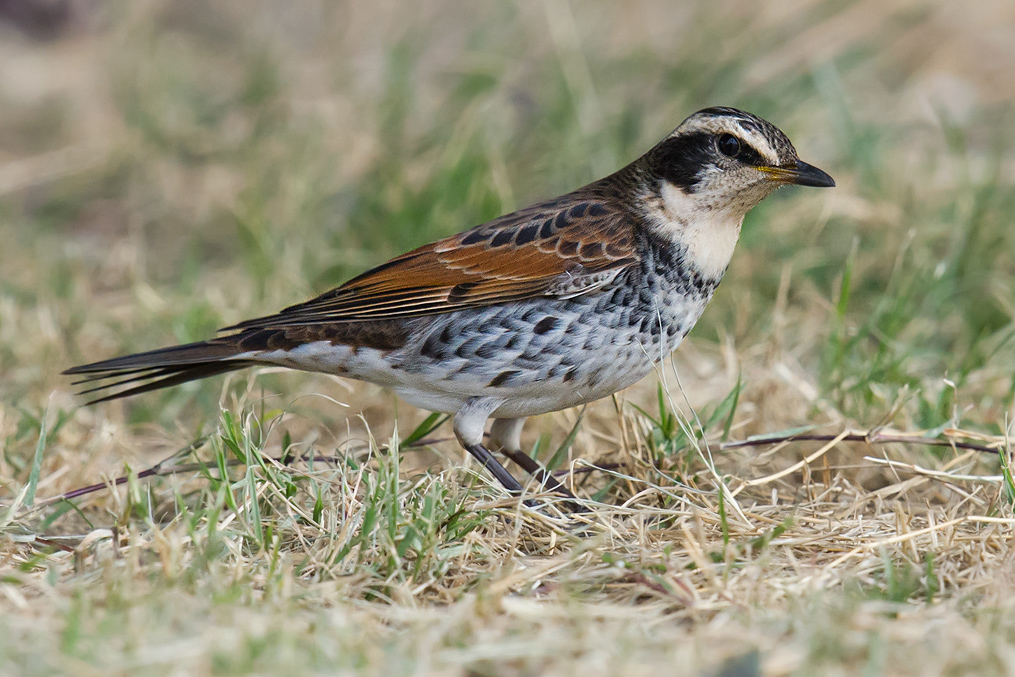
[2,0,1015,674]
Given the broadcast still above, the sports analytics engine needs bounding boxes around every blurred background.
[3,0,1012,443]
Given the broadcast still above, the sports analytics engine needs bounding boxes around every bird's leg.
[489,417,584,512]
[462,443,524,493]
[453,398,523,493]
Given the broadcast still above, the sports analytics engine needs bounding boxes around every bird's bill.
[759,161,835,188]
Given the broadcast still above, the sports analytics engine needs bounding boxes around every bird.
[64,106,834,504]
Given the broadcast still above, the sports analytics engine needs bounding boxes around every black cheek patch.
[648,132,714,190]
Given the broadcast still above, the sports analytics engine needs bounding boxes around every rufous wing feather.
[223,194,639,330]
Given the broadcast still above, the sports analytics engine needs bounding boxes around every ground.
[1,1,1014,675]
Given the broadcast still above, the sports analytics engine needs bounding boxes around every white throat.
[648,182,745,280]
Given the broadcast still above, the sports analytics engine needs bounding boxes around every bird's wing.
[224,195,639,329]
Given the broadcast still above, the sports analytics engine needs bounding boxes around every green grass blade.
[546,408,586,472]
[24,404,50,508]
[403,413,449,446]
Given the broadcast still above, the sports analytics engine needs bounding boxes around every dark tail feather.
[64,339,255,404]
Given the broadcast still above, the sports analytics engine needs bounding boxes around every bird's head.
[644,106,835,217]
[634,107,834,280]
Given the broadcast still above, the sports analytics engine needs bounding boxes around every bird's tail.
[63,338,257,404]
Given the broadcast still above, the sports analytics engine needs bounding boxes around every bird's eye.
[717,133,741,158]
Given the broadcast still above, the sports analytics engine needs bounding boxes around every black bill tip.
[786,160,835,188]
